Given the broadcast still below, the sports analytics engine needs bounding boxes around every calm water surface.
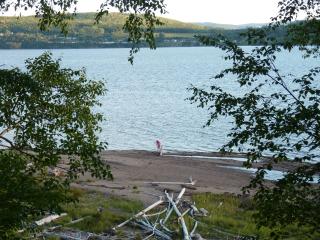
[0,47,317,152]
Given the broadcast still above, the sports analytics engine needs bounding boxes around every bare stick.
[135,220,172,240]
[163,188,185,224]
[165,191,191,240]
[144,208,167,217]
[113,198,164,231]
[35,213,67,226]
[190,221,198,237]
[147,180,196,185]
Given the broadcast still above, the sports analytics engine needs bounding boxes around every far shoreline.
[0,45,262,51]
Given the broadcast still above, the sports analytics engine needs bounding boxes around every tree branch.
[268,56,305,108]
[0,127,12,137]
[0,136,13,147]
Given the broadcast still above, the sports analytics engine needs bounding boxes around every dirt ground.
[73,150,257,205]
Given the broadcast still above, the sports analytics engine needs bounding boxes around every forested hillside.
[0,12,287,49]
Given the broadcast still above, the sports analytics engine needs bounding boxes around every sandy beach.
[73,150,261,204]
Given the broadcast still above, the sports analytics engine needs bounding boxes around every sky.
[163,0,280,24]
[2,0,281,25]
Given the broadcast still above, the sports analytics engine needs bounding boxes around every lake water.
[0,47,318,152]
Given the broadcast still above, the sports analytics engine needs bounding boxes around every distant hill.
[193,22,267,29]
[0,12,212,48]
[0,13,284,49]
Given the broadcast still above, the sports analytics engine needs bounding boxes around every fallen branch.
[147,177,196,186]
[113,198,164,231]
[112,178,204,240]
[35,213,67,226]
[84,183,126,190]
[165,191,190,240]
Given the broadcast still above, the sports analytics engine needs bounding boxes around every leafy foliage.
[189,0,320,237]
[0,52,110,238]
[97,0,167,63]
[0,1,168,237]
[272,0,320,56]
[0,0,167,62]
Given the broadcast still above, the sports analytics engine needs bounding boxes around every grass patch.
[54,188,143,234]
[192,192,320,240]
[45,189,319,239]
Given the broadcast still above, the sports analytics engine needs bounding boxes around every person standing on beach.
[156,140,163,156]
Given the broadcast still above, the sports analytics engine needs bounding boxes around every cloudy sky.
[3,0,281,25]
